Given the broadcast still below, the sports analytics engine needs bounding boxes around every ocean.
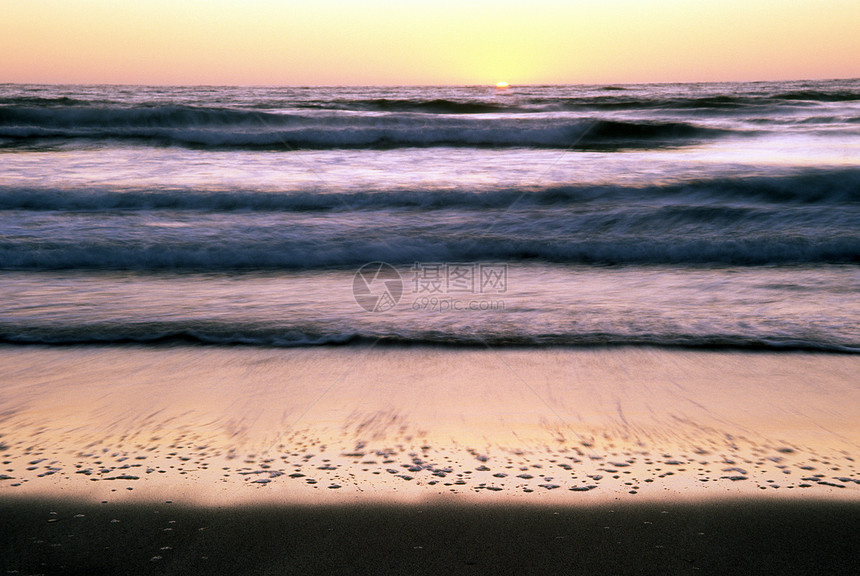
[0,79,858,352]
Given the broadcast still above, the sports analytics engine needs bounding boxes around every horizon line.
[2,76,858,90]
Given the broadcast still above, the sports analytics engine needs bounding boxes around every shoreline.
[3,340,859,353]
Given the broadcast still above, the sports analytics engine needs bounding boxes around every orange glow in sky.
[2,0,858,85]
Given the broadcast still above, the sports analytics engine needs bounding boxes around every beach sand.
[2,498,859,575]
[1,345,858,573]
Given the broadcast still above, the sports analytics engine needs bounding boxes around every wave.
[4,82,858,116]
[536,95,758,111]
[774,89,860,102]
[294,94,800,112]
[0,96,98,107]
[262,86,859,113]
[1,169,857,269]
[320,98,513,114]
[1,169,858,212]
[1,233,856,270]
[549,91,860,111]
[0,323,856,353]
[0,104,291,129]
[0,105,732,150]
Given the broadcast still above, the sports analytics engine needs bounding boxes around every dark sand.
[1,497,858,575]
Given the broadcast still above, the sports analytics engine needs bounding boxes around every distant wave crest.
[0,105,731,150]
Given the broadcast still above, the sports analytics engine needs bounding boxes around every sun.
[495,81,510,89]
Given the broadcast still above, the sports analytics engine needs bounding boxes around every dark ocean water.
[0,80,858,351]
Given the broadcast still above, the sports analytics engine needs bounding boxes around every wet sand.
[1,346,858,503]
[1,345,858,573]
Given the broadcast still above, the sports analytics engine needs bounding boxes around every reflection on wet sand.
[1,346,858,504]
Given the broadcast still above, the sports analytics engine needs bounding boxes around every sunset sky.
[2,0,858,86]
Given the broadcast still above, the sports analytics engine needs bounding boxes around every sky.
[2,0,859,86]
